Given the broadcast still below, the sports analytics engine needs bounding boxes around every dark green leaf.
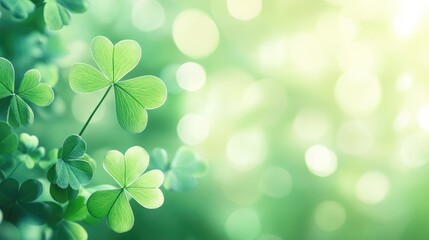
[64,196,88,221]
[61,135,86,160]
[50,183,78,203]
[17,179,42,203]
[0,122,18,154]
[0,0,35,20]
[7,95,34,128]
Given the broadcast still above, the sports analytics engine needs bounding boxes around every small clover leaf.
[47,135,93,190]
[0,121,18,154]
[39,148,59,169]
[54,220,88,240]
[50,183,78,203]
[69,36,167,133]
[150,147,208,192]
[0,0,35,20]
[87,146,164,233]
[43,0,90,31]
[15,133,46,169]
[0,178,50,224]
[0,58,54,128]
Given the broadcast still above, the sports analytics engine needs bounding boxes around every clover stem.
[79,85,113,136]
[7,162,22,178]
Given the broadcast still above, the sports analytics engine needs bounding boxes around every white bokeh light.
[177,114,210,145]
[176,62,206,92]
[225,208,261,240]
[355,171,390,204]
[401,133,429,168]
[417,104,429,132]
[293,109,330,141]
[131,0,165,32]
[305,145,338,177]
[172,9,219,58]
[335,69,381,117]
[227,0,262,21]
[227,129,266,171]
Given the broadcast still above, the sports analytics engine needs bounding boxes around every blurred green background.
[3,0,429,239]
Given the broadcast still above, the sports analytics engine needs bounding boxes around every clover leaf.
[0,121,18,154]
[0,0,35,20]
[50,183,78,203]
[150,147,208,192]
[47,135,93,190]
[69,36,167,133]
[0,178,50,224]
[15,133,46,169]
[43,0,90,31]
[87,146,164,233]
[54,220,88,240]
[0,57,54,128]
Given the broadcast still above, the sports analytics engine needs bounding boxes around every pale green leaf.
[127,170,164,209]
[69,63,110,93]
[0,57,14,98]
[114,85,148,133]
[91,36,114,81]
[112,40,141,82]
[44,1,71,31]
[7,95,34,128]
[55,221,88,240]
[115,76,167,109]
[18,69,54,106]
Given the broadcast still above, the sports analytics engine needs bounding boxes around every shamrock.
[0,57,54,128]
[0,121,18,154]
[0,178,50,224]
[43,0,90,30]
[47,135,93,190]
[54,220,88,240]
[15,133,46,169]
[69,36,167,133]
[0,0,35,20]
[150,147,208,191]
[87,146,164,233]
[50,183,78,203]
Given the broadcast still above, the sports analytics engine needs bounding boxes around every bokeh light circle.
[225,208,261,240]
[227,0,262,21]
[172,9,219,58]
[177,114,210,145]
[293,109,330,141]
[132,0,165,32]
[335,69,381,117]
[176,62,206,92]
[227,129,266,171]
[336,120,374,155]
[355,171,390,204]
[401,133,429,168]
[305,145,337,177]
[314,201,346,231]
[259,167,292,198]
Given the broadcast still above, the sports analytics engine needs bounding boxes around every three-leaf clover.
[69,36,167,133]
[150,147,208,191]
[43,0,90,30]
[0,178,50,224]
[0,57,54,128]
[0,121,18,154]
[15,133,46,169]
[0,0,35,20]
[47,135,93,190]
[87,146,164,233]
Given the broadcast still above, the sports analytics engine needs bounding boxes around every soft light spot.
[394,111,411,130]
[417,104,429,132]
[335,69,381,117]
[395,73,414,91]
[401,133,429,168]
[132,0,165,32]
[337,43,376,71]
[227,129,266,171]
[225,209,261,240]
[177,114,210,145]
[172,9,219,58]
[289,33,329,78]
[293,109,330,141]
[176,62,206,92]
[305,145,337,177]
[314,201,346,231]
[336,120,374,155]
[90,0,118,24]
[392,0,429,39]
[259,167,292,198]
[258,38,287,69]
[227,0,262,21]
[355,171,390,204]
[160,64,182,94]
[316,12,358,46]
[72,92,106,124]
